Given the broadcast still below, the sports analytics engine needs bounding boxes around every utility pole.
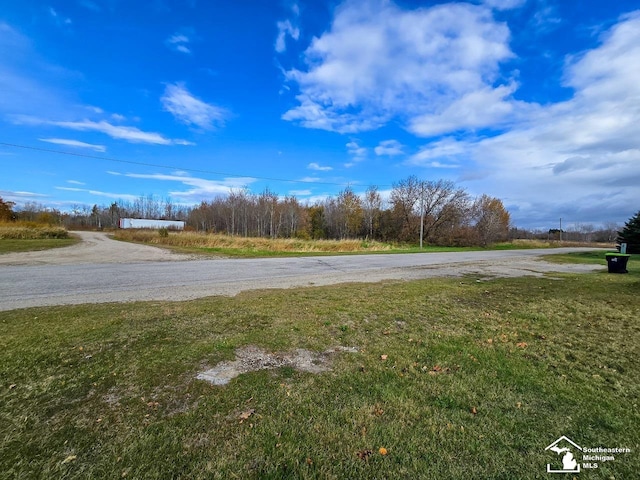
[419,182,424,249]
[559,218,562,242]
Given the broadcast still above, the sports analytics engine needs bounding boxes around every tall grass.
[0,222,69,239]
[113,230,394,253]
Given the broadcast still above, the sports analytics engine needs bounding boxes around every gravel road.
[0,232,605,311]
[0,231,194,265]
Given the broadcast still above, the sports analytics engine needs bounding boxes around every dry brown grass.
[509,238,613,248]
[0,222,69,239]
[112,230,394,253]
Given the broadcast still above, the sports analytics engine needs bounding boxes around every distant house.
[118,218,185,230]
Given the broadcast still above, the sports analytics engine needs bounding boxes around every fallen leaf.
[9,384,17,390]
[379,447,388,456]
[380,355,388,361]
[487,338,493,344]
[471,407,478,415]
[382,330,390,335]
[516,402,522,409]
[516,342,527,348]
[62,455,77,464]
[357,449,372,461]
[306,457,313,465]
[239,409,255,421]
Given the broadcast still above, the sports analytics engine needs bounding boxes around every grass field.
[1,253,638,479]
[0,223,76,254]
[0,238,78,254]
[112,229,606,258]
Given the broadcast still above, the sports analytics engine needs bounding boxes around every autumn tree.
[336,187,363,239]
[0,197,16,222]
[473,195,511,246]
[390,175,421,241]
[307,205,326,239]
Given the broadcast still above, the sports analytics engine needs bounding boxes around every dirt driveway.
[0,231,194,266]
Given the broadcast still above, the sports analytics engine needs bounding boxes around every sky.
[1,0,639,230]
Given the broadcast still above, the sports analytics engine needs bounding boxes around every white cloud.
[275,19,300,53]
[307,162,332,171]
[12,115,192,145]
[49,7,72,26]
[166,32,192,54]
[297,176,321,183]
[374,139,404,156]
[0,190,49,203]
[415,12,640,228]
[161,82,228,130]
[408,137,466,168]
[275,2,300,53]
[108,172,257,203]
[55,186,139,202]
[289,189,312,196]
[282,0,514,134]
[67,180,86,185]
[346,141,366,158]
[408,83,525,137]
[39,138,106,152]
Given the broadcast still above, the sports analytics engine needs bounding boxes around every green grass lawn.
[0,237,78,254]
[1,257,638,478]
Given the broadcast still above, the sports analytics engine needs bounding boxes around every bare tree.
[390,175,421,241]
[362,185,382,239]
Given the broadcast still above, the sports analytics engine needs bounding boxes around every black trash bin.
[605,253,630,273]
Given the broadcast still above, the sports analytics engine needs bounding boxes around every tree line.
[0,176,621,246]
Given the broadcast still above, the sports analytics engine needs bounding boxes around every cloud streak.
[11,115,193,145]
[39,138,106,152]
[161,82,228,131]
[107,171,257,203]
[166,32,192,54]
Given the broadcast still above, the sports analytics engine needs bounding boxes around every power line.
[0,141,384,188]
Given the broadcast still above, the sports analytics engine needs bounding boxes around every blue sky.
[1,0,639,230]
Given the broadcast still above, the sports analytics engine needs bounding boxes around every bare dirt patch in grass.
[197,345,359,385]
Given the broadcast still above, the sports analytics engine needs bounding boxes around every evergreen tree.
[617,210,640,253]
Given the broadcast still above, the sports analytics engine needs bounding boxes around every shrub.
[0,224,69,239]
